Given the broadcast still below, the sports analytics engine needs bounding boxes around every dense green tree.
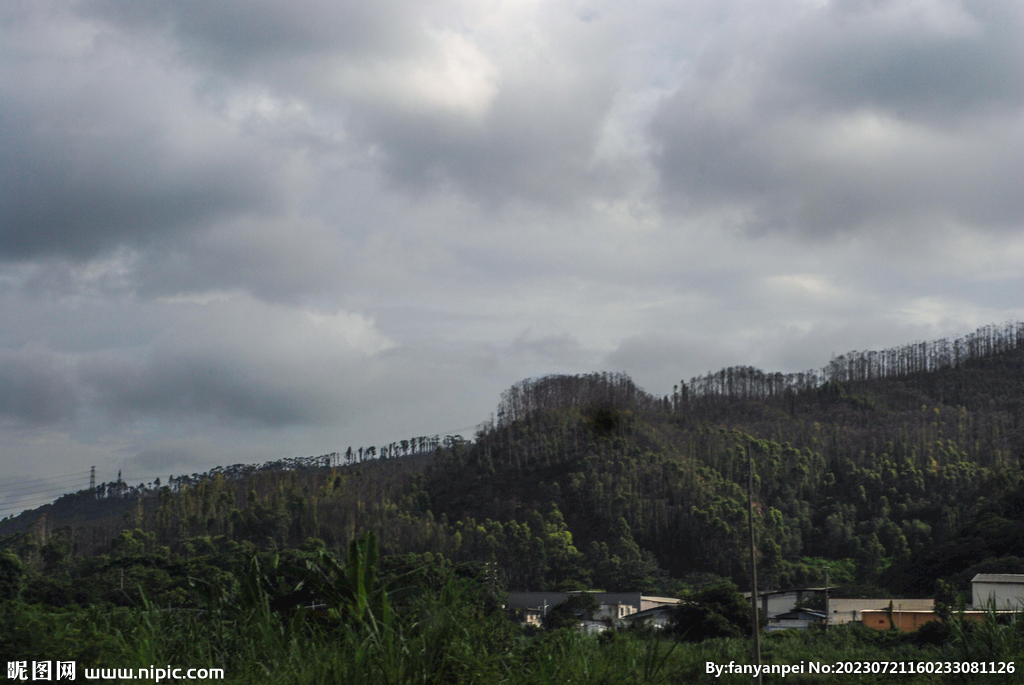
[670,582,752,641]
[0,549,25,600]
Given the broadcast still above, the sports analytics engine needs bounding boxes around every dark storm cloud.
[775,0,1024,120]
[0,111,271,260]
[649,0,1024,235]
[80,353,305,427]
[0,3,280,261]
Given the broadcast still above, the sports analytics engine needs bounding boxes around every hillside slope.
[4,327,1024,603]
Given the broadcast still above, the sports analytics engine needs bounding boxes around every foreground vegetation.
[3,534,1023,684]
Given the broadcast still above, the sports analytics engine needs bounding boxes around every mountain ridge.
[3,322,1024,602]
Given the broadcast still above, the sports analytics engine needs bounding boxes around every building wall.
[622,608,673,629]
[760,591,803,619]
[828,598,934,625]
[862,610,1001,632]
[594,603,637,621]
[640,596,682,611]
[972,582,1024,610]
[860,610,940,632]
[765,619,815,632]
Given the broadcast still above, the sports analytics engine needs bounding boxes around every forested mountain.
[5,322,1024,607]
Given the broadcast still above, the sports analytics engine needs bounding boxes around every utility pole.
[824,564,830,631]
[747,442,762,684]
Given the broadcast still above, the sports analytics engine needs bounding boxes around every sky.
[3,0,1024,515]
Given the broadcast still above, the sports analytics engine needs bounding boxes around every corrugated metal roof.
[972,574,1024,583]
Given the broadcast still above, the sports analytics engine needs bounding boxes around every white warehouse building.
[971,574,1024,610]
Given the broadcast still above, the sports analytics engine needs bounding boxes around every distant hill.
[4,322,1024,600]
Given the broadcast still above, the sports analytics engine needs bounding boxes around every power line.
[0,489,91,517]
[0,474,90,491]
[0,477,91,498]
[0,499,61,517]
[0,471,90,488]
[0,472,92,520]
[0,482,90,503]
[0,480,95,506]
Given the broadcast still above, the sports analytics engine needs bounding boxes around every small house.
[766,609,826,632]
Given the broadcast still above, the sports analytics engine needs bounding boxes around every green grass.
[6,595,1024,684]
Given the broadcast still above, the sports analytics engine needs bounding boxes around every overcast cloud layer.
[3,0,1024,515]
